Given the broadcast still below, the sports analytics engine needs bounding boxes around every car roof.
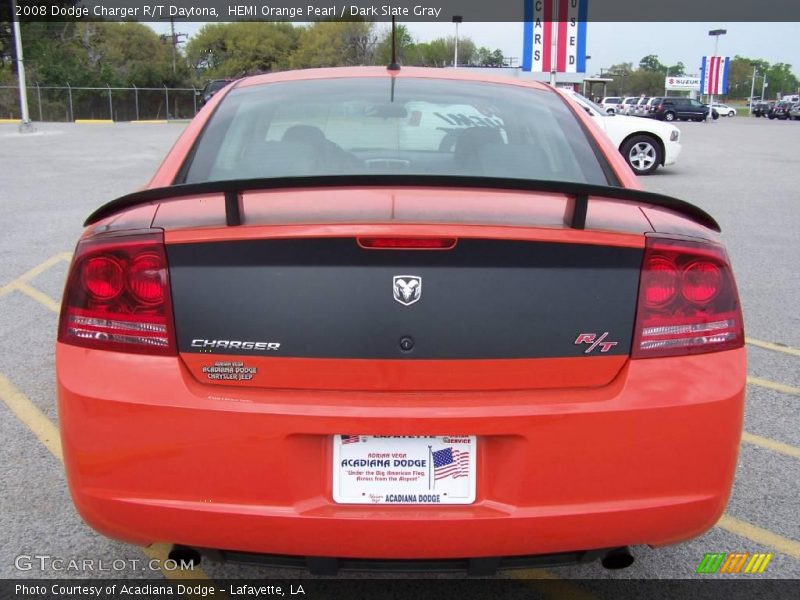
[235,66,553,92]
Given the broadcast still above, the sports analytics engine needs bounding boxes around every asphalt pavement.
[0,117,798,587]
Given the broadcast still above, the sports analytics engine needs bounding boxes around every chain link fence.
[0,85,199,122]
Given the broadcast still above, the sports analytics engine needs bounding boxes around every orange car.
[57,67,745,575]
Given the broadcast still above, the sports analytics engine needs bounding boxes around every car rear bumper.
[57,344,745,559]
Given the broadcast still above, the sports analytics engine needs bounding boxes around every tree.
[765,62,799,98]
[290,21,376,69]
[374,24,414,66]
[667,62,685,77]
[186,22,299,78]
[475,47,505,67]
[639,54,666,72]
[606,62,634,95]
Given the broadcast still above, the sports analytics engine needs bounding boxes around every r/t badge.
[574,332,619,354]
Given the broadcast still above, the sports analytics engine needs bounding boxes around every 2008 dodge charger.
[56,67,745,575]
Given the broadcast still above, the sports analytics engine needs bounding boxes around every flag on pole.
[523,0,588,73]
[701,56,730,95]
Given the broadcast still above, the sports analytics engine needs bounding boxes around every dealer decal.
[201,361,258,382]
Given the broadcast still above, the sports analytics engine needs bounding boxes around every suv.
[752,101,772,117]
[600,97,623,114]
[653,98,710,122]
[619,96,640,115]
[198,78,235,107]
[768,101,792,120]
[633,97,651,116]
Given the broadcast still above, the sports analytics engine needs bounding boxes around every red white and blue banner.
[701,55,730,95]
[523,0,588,73]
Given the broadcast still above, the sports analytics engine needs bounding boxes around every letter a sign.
[523,0,588,73]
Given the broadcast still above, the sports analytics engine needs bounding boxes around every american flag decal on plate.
[333,435,476,504]
[432,447,470,480]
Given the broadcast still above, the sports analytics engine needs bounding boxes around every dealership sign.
[523,0,588,73]
[665,76,701,91]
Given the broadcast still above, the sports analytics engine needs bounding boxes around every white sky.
[148,21,800,77]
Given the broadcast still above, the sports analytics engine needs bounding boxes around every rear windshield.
[183,77,609,185]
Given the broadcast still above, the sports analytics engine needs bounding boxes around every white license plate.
[332,435,477,505]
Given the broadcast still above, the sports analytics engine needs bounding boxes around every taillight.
[632,236,743,358]
[58,231,176,355]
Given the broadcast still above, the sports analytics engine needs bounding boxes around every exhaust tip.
[601,547,634,570]
[168,545,201,567]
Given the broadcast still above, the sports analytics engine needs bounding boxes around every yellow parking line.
[747,338,800,357]
[0,372,210,581]
[747,376,800,397]
[0,373,63,460]
[717,515,800,560]
[741,432,800,459]
[15,282,61,313]
[0,252,71,298]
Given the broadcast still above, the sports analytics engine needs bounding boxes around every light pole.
[582,55,591,96]
[707,29,727,121]
[452,15,462,68]
[761,74,768,103]
[10,0,34,132]
[749,64,758,117]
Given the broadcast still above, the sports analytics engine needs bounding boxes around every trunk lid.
[167,230,644,391]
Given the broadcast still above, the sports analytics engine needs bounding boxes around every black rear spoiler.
[84,175,720,232]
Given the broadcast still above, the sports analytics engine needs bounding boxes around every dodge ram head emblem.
[393,275,422,306]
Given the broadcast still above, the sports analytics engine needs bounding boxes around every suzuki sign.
[665,76,701,91]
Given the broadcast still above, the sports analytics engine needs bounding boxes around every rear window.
[183,77,609,186]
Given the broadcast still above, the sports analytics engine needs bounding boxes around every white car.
[709,103,737,117]
[600,96,623,114]
[560,89,681,175]
[619,96,641,115]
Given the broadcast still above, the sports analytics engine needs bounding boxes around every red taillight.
[357,237,458,250]
[82,256,124,301]
[632,237,743,358]
[58,231,176,355]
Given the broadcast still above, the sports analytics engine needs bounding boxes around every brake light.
[632,236,743,358]
[58,231,176,355]
[358,237,457,250]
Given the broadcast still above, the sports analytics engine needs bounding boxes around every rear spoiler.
[84,175,720,232]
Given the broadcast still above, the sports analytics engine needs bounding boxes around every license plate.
[332,435,477,505]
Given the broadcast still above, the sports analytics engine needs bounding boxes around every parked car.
[563,90,681,175]
[789,103,800,120]
[619,96,641,115]
[644,97,665,116]
[646,97,666,116]
[632,97,651,116]
[653,97,710,122]
[600,96,623,114]
[751,101,772,117]
[198,78,235,106]
[57,67,743,573]
[709,103,737,117]
[768,101,792,120]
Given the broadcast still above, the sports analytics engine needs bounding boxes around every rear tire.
[621,135,662,176]
[664,112,676,122]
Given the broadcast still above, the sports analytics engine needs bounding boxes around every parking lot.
[0,117,798,584]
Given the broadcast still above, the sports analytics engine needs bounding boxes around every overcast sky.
[147,21,799,76]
